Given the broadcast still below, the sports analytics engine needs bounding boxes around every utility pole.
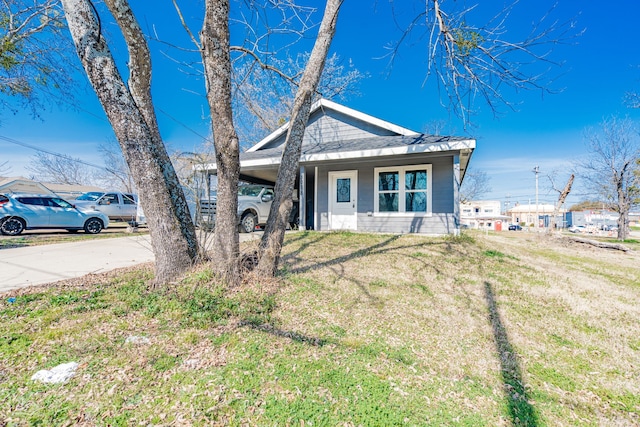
[533,166,540,230]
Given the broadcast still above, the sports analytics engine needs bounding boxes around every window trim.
[374,164,432,216]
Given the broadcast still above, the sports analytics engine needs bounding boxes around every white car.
[0,194,110,235]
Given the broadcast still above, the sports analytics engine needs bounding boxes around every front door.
[329,171,357,230]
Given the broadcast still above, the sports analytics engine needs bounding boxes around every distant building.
[460,200,510,231]
[507,203,566,228]
[566,210,619,228]
[0,176,103,199]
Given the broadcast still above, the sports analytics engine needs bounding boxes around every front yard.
[1,230,639,425]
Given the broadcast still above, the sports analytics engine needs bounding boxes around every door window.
[336,178,351,203]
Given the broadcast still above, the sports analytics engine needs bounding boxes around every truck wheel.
[239,212,257,233]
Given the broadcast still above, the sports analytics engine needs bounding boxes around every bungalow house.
[202,99,476,234]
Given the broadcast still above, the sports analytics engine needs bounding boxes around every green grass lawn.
[1,231,639,426]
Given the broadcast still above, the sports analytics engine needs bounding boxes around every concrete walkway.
[0,235,154,293]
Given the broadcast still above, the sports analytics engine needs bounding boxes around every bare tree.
[577,117,640,240]
[233,52,365,148]
[459,168,491,203]
[547,172,574,231]
[256,0,343,276]
[389,0,581,124]
[61,0,199,284]
[0,0,76,116]
[625,65,640,109]
[95,139,135,192]
[26,151,95,185]
[625,92,640,109]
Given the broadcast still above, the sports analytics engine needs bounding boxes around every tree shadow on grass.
[484,281,539,427]
[240,321,330,347]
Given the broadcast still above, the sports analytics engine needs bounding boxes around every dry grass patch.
[1,230,639,425]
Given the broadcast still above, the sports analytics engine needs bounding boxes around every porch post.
[453,154,461,235]
[299,166,306,230]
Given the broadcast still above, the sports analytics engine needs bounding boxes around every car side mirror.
[261,194,274,202]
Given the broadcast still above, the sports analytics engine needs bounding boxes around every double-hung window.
[374,164,432,215]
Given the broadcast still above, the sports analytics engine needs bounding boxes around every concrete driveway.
[0,231,265,294]
[0,235,154,293]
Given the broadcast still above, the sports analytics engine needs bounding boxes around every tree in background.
[577,117,640,240]
[547,172,574,231]
[0,0,75,117]
[95,139,135,193]
[61,0,199,284]
[459,168,491,203]
[26,151,95,185]
[568,200,613,212]
[233,52,365,149]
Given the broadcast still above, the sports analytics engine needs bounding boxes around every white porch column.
[299,166,306,230]
[453,154,461,235]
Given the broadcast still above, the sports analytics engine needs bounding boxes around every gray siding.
[261,109,398,150]
[312,154,457,234]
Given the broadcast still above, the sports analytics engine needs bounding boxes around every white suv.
[0,194,110,235]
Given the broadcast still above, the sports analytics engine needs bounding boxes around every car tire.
[239,212,257,233]
[0,217,25,236]
[84,218,104,234]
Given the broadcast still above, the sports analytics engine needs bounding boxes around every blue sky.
[2,0,640,209]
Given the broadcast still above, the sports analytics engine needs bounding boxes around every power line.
[0,134,109,172]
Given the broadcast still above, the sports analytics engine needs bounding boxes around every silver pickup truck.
[199,184,298,233]
[73,191,138,222]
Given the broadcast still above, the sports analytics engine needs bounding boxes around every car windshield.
[76,192,104,201]
[238,185,265,197]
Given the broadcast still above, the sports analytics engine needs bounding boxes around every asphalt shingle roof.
[240,134,470,162]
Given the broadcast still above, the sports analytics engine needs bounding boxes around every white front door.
[329,170,357,230]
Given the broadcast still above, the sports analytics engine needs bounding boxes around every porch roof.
[202,134,475,184]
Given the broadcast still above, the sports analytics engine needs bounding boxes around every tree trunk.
[615,161,632,241]
[256,0,343,277]
[549,174,573,232]
[61,0,199,284]
[201,0,241,284]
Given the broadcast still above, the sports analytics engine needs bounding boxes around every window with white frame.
[374,164,432,215]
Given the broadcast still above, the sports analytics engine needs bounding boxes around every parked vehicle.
[508,224,523,231]
[568,225,586,233]
[73,191,138,222]
[0,193,110,235]
[199,185,298,233]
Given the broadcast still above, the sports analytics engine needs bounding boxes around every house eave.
[202,138,476,172]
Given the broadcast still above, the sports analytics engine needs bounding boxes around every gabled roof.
[246,98,420,153]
